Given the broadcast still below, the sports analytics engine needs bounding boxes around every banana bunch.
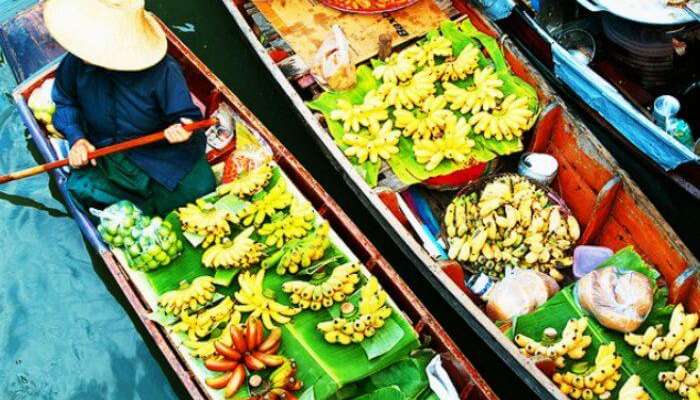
[260,358,304,400]
[444,175,579,280]
[282,262,361,310]
[431,44,481,83]
[401,37,453,67]
[377,69,436,110]
[158,276,216,317]
[178,200,235,248]
[469,94,534,141]
[515,318,592,368]
[217,163,273,198]
[372,53,416,84]
[172,296,237,341]
[443,67,503,114]
[202,227,266,269]
[343,120,400,163]
[413,116,475,170]
[552,343,623,400]
[317,276,392,345]
[393,95,455,141]
[263,222,331,275]
[234,269,300,329]
[659,363,700,398]
[234,180,293,227]
[258,200,315,248]
[619,375,650,400]
[625,304,700,361]
[330,90,389,133]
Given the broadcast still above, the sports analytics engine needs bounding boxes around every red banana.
[205,359,238,372]
[230,324,248,353]
[224,364,246,398]
[206,371,234,389]
[214,341,242,361]
[244,354,267,371]
[258,327,281,352]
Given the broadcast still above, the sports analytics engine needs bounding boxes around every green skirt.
[67,153,216,216]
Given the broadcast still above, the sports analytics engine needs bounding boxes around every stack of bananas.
[413,116,475,171]
[552,343,623,400]
[184,315,241,359]
[431,44,480,82]
[406,37,453,67]
[342,120,401,164]
[234,269,300,329]
[178,200,234,248]
[377,69,437,110]
[317,276,392,345]
[372,53,416,84]
[258,200,316,248]
[282,262,361,310]
[172,296,237,340]
[201,227,266,269]
[330,91,389,133]
[234,180,293,227]
[444,175,579,280]
[263,222,331,275]
[470,94,534,141]
[443,66,503,114]
[158,276,216,316]
[217,163,273,198]
[515,318,591,368]
[394,95,455,141]
[619,375,650,400]
[659,362,700,397]
[625,304,700,361]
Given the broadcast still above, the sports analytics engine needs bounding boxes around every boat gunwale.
[9,11,495,400]
[221,0,699,398]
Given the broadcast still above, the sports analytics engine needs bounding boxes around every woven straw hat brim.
[44,0,167,71]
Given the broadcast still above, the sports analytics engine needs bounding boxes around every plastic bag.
[575,266,653,333]
[310,25,356,91]
[96,201,183,271]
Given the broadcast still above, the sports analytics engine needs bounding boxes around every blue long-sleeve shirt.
[52,53,206,190]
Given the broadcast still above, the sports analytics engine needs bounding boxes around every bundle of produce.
[178,199,235,248]
[657,342,700,398]
[202,227,266,269]
[158,276,217,317]
[27,78,60,137]
[234,269,301,329]
[444,174,579,281]
[619,375,651,400]
[317,276,392,345]
[282,262,361,310]
[308,20,540,187]
[625,304,699,360]
[485,268,559,321]
[262,222,331,275]
[97,201,182,271]
[217,162,273,198]
[515,317,591,368]
[551,343,623,399]
[234,180,293,227]
[172,296,238,341]
[258,199,316,248]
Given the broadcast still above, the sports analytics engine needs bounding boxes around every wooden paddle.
[0,118,218,185]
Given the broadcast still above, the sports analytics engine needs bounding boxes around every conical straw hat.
[44,0,167,71]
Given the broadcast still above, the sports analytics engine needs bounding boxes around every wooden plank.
[579,176,622,244]
[548,149,597,226]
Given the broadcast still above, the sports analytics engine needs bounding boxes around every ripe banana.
[377,69,436,110]
[431,44,481,82]
[282,262,361,310]
[183,314,241,359]
[619,375,650,400]
[413,116,475,170]
[234,180,293,227]
[444,175,578,280]
[158,276,216,317]
[317,276,392,345]
[172,296,238,341]
[234,269,300,329]
[202,227,266,269]
[217,163,273,198]
[399,37,452,67]
[372,53,416,84]
[330,90,389,133]
[394,95,455,141]
[469,94,534,141]
[258,200,315,248]
[626,304,700,361]
[263,222,331,275]
[178,199,235,248]
[443,66,503,114]
[343,120,400,163]
[515,318,591,368]
[552,343,622,400]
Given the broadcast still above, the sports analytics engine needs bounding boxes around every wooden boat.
[5,5,494,400]
[221,0,700,398]
[498,5,700,200]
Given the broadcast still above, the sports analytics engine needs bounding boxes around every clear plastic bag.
[96,201,183,271]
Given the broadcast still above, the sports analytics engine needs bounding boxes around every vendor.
[44,0,215,215]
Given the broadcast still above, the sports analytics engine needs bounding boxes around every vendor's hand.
[68,139,96,169]
[164,118,194,144]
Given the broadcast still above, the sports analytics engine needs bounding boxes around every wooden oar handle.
[0,118,218,185]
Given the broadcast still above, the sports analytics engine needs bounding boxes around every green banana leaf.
[512,248,685,399]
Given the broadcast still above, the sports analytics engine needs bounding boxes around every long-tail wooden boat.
[221,0,700,398]
[4,5,494,399]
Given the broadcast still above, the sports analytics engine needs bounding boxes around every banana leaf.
[512,248,686,399]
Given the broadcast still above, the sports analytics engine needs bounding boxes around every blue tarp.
[475,0,514,21]
[551,42,699,171]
